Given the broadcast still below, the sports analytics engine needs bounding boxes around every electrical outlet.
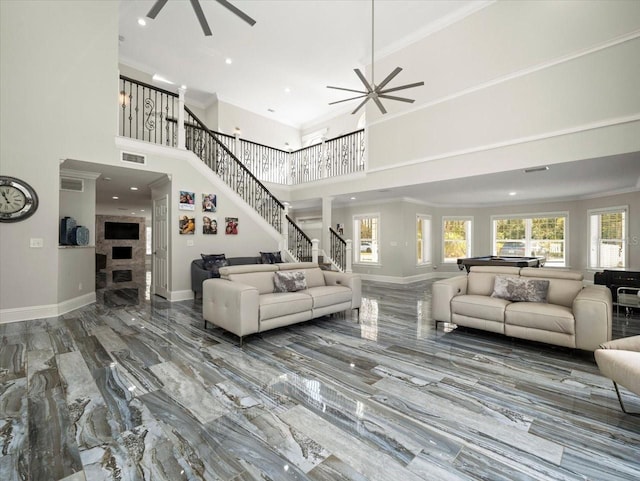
[187,240,194,247]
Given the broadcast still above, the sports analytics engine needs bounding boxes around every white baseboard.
[0,292,96,324]
[170,290,195,302]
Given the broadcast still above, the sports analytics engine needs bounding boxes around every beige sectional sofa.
[433,266,612,351]
[203,262,361,343]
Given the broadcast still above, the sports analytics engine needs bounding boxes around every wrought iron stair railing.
[287,215,313,262]
[183,107,284,233]
[117,75,352,266]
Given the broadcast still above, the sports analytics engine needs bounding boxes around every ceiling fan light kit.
[327,0,424,115]
[146,0,256,37]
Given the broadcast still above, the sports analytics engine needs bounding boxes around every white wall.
[217,100,301,149]
[1,0,118,318]
[367,0,640,171]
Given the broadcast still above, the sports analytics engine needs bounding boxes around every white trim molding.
[0,292,96,324]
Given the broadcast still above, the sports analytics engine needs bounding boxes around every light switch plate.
[30,238,44,248]
[187,240,194,247]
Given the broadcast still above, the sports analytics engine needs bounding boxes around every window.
[354,214,379,264]
[443,217,472,262]
[588,206,627,269]
[492,213,567,266]
[416,214,432,265]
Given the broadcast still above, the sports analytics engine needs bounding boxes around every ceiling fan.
[327,0,424,115]
[146,0,256,37]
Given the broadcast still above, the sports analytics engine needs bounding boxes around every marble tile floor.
[1,279,639,481]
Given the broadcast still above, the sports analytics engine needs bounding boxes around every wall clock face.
[0,176,39,222]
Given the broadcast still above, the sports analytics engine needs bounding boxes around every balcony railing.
[119,76,178,147]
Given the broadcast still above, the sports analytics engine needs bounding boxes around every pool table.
[457,256,546,272]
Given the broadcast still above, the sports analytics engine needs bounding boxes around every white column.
[345,239,353,273]
[322,196,333,255]
[177,87,186,150]
[312,238,319,264]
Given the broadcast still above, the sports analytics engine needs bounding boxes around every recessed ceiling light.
[103,177,112,181]
[267,108,275,113]
[131,212,136,215]
[180,84,187,90]
[284,87,291,93]
[350,196,356,200]
[225,58,233,65]
[509,192,517,196]
[141,209,145,212]
[137,18,146,27]
[130,186,138,191]
[112,196,119,200]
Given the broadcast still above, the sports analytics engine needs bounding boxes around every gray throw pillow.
[491,275,550,303]
[273,271,307,293]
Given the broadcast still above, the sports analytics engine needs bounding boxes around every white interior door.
[152,195,169,299]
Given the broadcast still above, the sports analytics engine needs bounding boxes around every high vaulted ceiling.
[118,0,488,128]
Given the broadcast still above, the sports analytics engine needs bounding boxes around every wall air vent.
[121,151,146,165]
[60,177,84,192]
[523,166,549,174]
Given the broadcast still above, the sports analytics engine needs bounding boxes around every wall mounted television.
[105,221,139,240]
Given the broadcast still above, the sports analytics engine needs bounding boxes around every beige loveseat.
[203,262,361,343]
[433,266,612,351]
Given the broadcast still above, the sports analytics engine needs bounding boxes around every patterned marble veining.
[0,277,639,480]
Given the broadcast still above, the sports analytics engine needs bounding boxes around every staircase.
[118,75,358,269]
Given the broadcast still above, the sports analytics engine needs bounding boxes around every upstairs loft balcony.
[118,75,366,187]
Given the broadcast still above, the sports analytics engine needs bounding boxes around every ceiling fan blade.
[351,97,370,115]
[326,86,368,94]
[354,69,373,92]
[190,0,212,36]
[375,67,403,91]
[329,94,368,106]
[215,0,257,26]
[378,94,415,103]
[373,96,387,115]
[147,0,168,19]
[378,81,425,95]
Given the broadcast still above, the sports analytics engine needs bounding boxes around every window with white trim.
[416,214,432,265]
[443,217,472,263]
[492,212,567,267]
[588,206,627,269]
[354,214,379,264]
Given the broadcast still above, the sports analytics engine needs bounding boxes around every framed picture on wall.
[225,217,238,235]
[179,190,195,211]
[203,216,217,235]
[179,215,195,234]
[202,193,216,212]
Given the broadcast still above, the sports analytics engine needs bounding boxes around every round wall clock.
[0,176,39,222]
